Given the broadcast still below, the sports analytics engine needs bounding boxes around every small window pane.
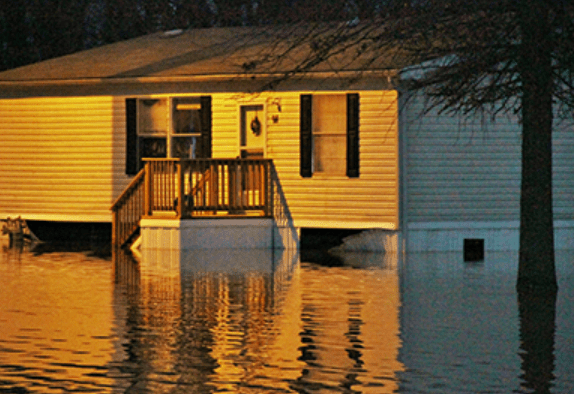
[140,137,166,158]
[139,99,167,135]
[313,134,346,174]
[172,136,196,159]
[173,98,201,134]
[313,95,346,134]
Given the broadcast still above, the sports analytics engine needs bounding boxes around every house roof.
[0,24,400,98]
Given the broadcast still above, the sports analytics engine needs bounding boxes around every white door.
[239,105,265,158]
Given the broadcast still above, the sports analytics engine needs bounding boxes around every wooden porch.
[112,158,273,247]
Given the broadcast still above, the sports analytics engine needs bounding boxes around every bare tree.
[406,0,573,294]
[245,0,574,294]
[1,0,571,294]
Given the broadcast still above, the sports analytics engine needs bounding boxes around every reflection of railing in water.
[112,247,140,287]
[145,158,273,218]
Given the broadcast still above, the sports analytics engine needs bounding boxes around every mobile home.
[0,26,399,250]
[0,26,572,252]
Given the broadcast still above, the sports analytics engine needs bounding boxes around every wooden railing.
[111,168,146,247]
[111,158,273,247]
[144,158,273,218]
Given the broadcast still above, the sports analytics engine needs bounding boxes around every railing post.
[177,160,184,219]
[112,209,118,246]
[266,160,273,218]
[144,162,152,217]
[210,162,217,213]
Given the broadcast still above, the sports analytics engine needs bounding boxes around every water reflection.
[291,253,403,394]
[398,251,574,394]
[517,290,557,394]
[3,239,573,394]
[0,239,124,393]
[113,247,403,393]
[114,248,303,393]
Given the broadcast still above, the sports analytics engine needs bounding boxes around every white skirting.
[140,218,300,250]
[405,221,574,252]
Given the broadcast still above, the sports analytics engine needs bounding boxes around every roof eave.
[0,69,400,98]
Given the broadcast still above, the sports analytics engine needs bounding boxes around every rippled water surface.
[1,239,573,393]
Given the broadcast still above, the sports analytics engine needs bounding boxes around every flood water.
[1,238,573,394]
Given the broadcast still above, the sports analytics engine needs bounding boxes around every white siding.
[0,96,132,222]
[553,118,574,220]
[404,92,574,224]
[211,91,399,229]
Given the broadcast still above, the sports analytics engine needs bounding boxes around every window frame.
[311,94,348,176]
[125,96,212,175]
[171,98,203,159]
[300,93,360,179]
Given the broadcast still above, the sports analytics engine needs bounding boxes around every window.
[125,96,212,175]
[172,98,202,159]
[300,93,359,178]
[312,95,347,174]
[138,98,168,159]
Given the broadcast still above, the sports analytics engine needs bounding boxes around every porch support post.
[211,162,218,214]
[144,162,152,217]
[112,209,118,246]
[177,160,185,219]
[267,161,273,218]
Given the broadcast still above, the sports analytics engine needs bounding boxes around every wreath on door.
[250,116,261,136]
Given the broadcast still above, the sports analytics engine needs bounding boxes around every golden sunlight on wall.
[0,96,130,222]
[211,90,400,230]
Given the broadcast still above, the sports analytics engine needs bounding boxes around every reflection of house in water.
[0,244,127,393]
[397,252,524,393]
[289,253,404,393]
[113,248,300,392]
[113,249,403,393]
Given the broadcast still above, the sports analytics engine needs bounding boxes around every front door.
[239,105,265,159]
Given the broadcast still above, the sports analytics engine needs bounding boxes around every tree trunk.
[517,0,557,294]
[517,290,557,393]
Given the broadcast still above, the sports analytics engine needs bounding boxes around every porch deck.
[112,158,273,247]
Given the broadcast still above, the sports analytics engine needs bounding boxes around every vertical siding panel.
[553,118,574,221]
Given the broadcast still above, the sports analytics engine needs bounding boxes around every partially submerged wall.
[402,92,574,251]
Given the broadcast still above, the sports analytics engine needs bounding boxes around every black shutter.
[200,96,212,158]
[346,93,360,178]
[125,98,138,175]
[300,94,313,178]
